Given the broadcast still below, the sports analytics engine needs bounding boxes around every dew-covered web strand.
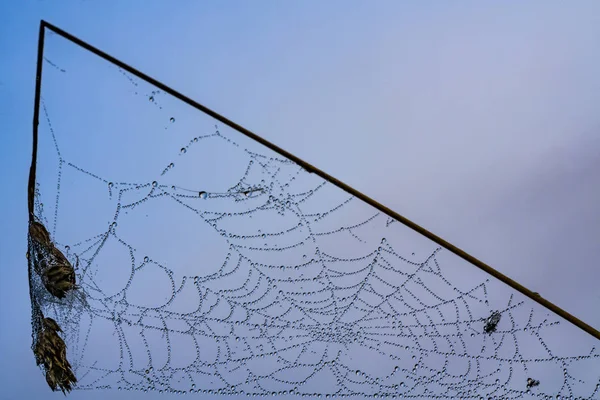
[34,128,600,397]
[29,56,600,399]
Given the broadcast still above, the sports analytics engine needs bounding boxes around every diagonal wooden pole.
[31,19,600,341]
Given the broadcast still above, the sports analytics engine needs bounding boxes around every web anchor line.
[30,19,599,349]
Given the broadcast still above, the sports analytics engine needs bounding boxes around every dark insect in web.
[527,377,540,389]
[483,310,502,334]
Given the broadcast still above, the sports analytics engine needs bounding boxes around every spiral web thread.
[29,28,600,399]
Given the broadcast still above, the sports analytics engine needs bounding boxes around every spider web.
[29,28,600,399]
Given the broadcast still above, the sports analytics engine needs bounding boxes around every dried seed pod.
[29,221,52,265]
[29,220,51,247]
[43,264,76,299]
[28,220,77,299]
[34,317,77,394]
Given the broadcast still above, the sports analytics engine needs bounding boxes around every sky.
[1,1,600,399]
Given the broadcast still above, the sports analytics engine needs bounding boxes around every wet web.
[29,28,600,399]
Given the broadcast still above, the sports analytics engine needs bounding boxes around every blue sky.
[1,1,600,399]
